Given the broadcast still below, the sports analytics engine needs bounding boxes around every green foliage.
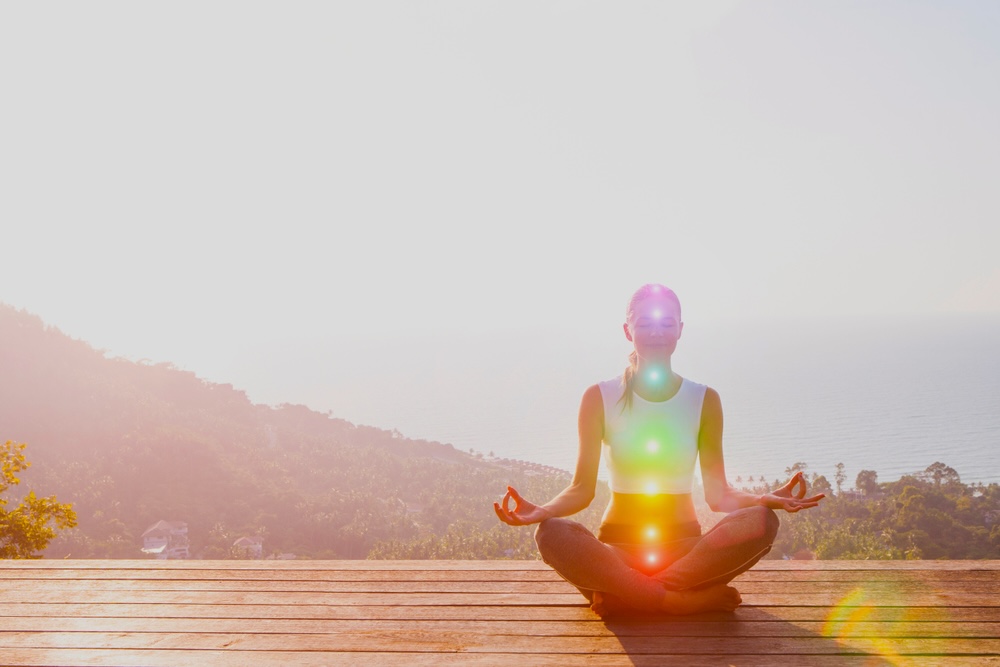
[834,463,846,496]
[765,463,1000,560]
[1,441,78,559]
[856,470,879,496]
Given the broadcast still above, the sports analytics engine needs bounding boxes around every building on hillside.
[141,520,190,559]
[232,536,263,559]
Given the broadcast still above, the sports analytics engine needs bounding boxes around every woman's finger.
[493,502,512,524]
[495,501,524,525]
[508,487,527,510]
[796,473,807,496]
[785,498,809,513]
[501,490,513,514]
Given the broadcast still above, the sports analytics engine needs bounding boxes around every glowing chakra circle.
[645,526,658,540]
[647,553,658,564]
[644,482,658,495]
[646,440,660,453]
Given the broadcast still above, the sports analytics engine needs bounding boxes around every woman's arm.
[494,384,604,525]
[698,388,824,513]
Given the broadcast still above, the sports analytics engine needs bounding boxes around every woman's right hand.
[493,486,554,526]
[760,471,825,513]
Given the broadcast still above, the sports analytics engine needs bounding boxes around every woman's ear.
[623,322,633,342]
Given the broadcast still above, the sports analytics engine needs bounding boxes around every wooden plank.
[3,616,1000,639]
[3,630,1000,655]
[2,588,997,606]
[1,559,997,570]
[6,602,1000,622]
[737,570,1000,583]
[3,578,995,596]
[2,567,997,583]
[0,569,566,582]
[1,579,587,594]
[0,589,588,605]
[0,560,558,570]
[752,560,1000,572]
[6,649,991,667]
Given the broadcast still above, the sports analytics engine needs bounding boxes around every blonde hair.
[618,284,682,412]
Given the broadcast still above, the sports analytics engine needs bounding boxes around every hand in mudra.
[493,486,553,526]
[761,471,825,513]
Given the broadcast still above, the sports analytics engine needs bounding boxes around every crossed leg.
[533,506,778,615]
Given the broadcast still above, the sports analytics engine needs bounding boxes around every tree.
[919,462,960,488]
[1,441,78,559]
[835,463,846,496]
[856,469,879,496]
[810,474,833,496]
[785,462,808,477]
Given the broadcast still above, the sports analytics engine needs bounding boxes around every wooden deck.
[1,560,999,666]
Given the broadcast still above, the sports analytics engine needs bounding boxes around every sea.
[236,313,1000,488]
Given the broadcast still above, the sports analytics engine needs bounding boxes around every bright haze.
[3,3,999,478]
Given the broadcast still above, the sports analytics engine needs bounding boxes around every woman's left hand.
[759,471,825,513]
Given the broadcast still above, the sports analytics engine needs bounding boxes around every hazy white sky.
[3,2,999,401]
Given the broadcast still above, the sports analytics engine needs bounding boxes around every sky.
[3,2,999,429]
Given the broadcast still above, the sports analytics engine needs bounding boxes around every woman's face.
[624,297,683,359]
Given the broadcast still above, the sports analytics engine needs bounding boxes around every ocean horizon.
[225,312,1000,489]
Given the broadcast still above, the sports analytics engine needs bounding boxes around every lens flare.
[823,586,914,665]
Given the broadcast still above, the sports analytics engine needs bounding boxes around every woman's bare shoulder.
[581,383,604,409]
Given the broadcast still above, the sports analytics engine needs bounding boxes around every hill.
[0,303,608,559]
[7,303,996,561]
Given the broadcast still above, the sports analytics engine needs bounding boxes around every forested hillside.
[0,303,607,559]
[3,303,998,560]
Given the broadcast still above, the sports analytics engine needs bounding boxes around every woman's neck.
[633,358,680,402]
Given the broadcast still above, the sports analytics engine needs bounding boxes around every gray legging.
[534,506,780,613]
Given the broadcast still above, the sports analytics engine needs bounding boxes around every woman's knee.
[533,517,584,554]
[724,505,779,543]
[744,505,780,542]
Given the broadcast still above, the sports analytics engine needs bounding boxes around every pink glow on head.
[625,284,681,322]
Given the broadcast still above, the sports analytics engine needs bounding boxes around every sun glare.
[823,587,914,665]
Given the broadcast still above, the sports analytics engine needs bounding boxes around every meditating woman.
[493,284,824,616]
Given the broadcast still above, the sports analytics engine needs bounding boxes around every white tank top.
[597,375,708,494]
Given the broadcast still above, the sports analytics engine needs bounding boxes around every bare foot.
[590,591,633,618]
[661,584,742,615]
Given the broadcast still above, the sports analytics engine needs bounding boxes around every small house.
[141,520,190,559]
